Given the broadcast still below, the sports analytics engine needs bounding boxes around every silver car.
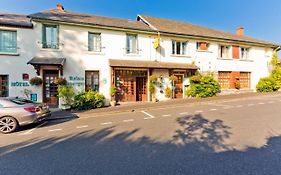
[0,97,51,134]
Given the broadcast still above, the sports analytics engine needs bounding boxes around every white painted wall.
[0,20,274,105]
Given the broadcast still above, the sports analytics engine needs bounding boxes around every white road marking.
[247,104,254,106]
[222,106,233,109]
[162,114,172,117]
[101,122,113,125]
[210,108,217,111]
[18,121,48,136]
[195,110,203,113]
[141,111,155,119]
[179,112,189,115]
[48,129,62,132]
[258,102,265,105]
[268,101,274,104]
[123,119,134,122]
[76,125,89,129]
[236,105,243,108]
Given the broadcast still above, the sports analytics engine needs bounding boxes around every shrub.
[110,85,117,98]
[54,78,67,85]
[256,77,279,93]
[149,75,157,82]
[29,77,43,86]
[72,89,105,110]
[186,75,220,98]
[169,75,178,82]
[235,80,241,90]
[165,87,172,98]
[58,85,75,106]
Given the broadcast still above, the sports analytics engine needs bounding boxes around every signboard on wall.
[30,93,37,102]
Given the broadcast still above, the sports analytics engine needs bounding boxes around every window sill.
[40,48,62,52]
[196,50,212,53]
[124,53,141,57]
[239,59,254,62]
[88,51,105,55]
[217,57,232,60]
[171,54,191,58]
[0,53,20,56]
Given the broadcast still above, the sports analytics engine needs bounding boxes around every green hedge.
[186,75,220,98]
[72,89,105,110]
[256,77,279,93]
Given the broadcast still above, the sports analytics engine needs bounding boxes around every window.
[172,41,188,55]
[219,45,230,58]
[42,24,59,49]
[240,47,250,60]
[0,30,17,53]
[85,71,99,92]
[126,34,138,54]
[88,33,101,52]
[0,75,8,97]
[197,42,210,51]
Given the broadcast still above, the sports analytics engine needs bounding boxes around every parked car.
[0,97,51,134]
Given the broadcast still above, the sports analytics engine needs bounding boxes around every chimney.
[236,27,244,36]
[56,4,64,11]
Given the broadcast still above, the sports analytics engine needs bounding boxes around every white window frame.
[218,45,231,59]
[172,40,188,56]
[240,47,250,60]
[88,32,102,52]
[126,34,138,54]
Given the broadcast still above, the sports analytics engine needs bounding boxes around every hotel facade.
[0,5,280,107]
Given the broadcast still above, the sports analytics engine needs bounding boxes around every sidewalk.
[74,91,281,117]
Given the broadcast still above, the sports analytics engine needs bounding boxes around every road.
[1,93,281,175]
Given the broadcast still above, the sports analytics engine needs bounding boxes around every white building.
[0,4,280,107]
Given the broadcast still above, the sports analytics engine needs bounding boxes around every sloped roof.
[28,9,154,32]
[138,15,278,47]
[0,13,33,28]
[27,57,66,66]
[109,59,198,69]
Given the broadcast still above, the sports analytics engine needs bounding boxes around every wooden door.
[0,75,8,97]
[136,77,147,101]
[43,70,59,107]
[119,76,136,102]
[174,74,183,99]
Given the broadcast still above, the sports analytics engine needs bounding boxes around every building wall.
[0,20,275,106]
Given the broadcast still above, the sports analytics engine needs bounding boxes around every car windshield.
[9,98,34,105]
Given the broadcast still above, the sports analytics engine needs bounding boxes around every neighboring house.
[0,4,280,107]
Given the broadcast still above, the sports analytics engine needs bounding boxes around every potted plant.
[110,84,117,106]
[149,75,157,102]
[165,87,172,98]
[58,85,75,110]
[29,77,43,86]
[235,79,241,90]
[54,77,67,85]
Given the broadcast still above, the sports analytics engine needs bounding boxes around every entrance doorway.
[174,74,183,99]
[115,69,148,102]
[43,70,59,107]
[136,77,147,101]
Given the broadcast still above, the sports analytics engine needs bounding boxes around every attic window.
[197,42,210,51]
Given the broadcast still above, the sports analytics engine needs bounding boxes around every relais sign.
[68,76,85,86]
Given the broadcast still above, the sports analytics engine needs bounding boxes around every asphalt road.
[1,94,281,175]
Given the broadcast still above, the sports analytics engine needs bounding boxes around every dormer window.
[197,42,210,51]
[172,40,188,55]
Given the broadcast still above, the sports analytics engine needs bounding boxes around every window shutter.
[232,46,240,59]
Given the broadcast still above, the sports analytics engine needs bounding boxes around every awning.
[109,59,198,70]
[27,57,66,76]
[27,57,66,66]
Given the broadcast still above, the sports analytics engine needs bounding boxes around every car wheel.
[0,116,18,134]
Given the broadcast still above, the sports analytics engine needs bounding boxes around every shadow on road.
[1,113,281,175]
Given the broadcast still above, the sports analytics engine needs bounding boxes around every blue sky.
[1,0,281,56]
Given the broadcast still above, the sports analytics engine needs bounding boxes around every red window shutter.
[232,46,240,59]
[200,43,207,50]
